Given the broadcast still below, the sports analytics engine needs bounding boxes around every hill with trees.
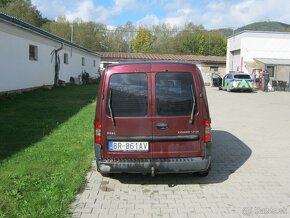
[218,21,290,37]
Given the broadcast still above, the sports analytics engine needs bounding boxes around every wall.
[59,45,100,82]
[0,20,100,93]
[275,66,290,81]
[198,64,226,84]
[241,37,290,62]
[0,21,54,92]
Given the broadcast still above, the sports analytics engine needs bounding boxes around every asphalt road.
[71,87,290,218]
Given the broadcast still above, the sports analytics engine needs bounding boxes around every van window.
[156,72,195,116]
[107,73,148,117]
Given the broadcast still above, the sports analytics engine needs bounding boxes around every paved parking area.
[71,87,290,218]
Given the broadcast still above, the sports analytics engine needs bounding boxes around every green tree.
[196,31,207,55]
[173,23,207,55]
[0,0,44,27]
[173,23,226,56]
[42,17,71,41]
[151,23,177,54]
[104,26,130,52]
[173,30,194,54]
[207,31,227,56]
[130,27,154,53]
[0,0,11,7]
[43,18,108,51]
[73,21,107,51]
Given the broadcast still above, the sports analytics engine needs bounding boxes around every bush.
[81,71,90,85]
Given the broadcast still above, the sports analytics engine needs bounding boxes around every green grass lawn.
[0,85,98,217]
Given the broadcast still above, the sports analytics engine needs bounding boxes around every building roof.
[254,58,290,66]
[229,30,290,39]
[0,12,100,57]
[99,52,226,64]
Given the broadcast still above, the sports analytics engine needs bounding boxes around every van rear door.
[101,64,152,159]
[151,64,203,158]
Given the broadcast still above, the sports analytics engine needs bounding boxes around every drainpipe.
[51,43,63,86]
[288,69,290,92]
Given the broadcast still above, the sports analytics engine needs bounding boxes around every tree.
[207,31,227,56]
[73,21,107,51]
[0,0,44,27]
[151,23,177,54]
[0,0,11,7]
[122,22,137,52]
[173,23,207,55]
[104,26,130,52]
[42,17,71,41]
[173,29,194,54]
[130,27,154,53]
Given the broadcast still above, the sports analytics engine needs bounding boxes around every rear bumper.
[231,87,253,91]
[94,143,211,174]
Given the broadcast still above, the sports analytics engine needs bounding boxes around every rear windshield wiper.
[108,89,116,126]
[189,85,195,124]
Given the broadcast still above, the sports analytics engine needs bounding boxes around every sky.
[31,0,290,29]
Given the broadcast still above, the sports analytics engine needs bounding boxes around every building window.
[29,45,38,61]
[210,66,218,73]
[93,60,96,67]
[64,53,69,64]
[82,57,85,66]
[266,66,275,77]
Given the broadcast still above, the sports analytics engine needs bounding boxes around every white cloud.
[31,0,70,19]
[65,0,95,22]
[32,0,150,24]
[202,0,290,29]
[114,0,139,12]
[162,2,200,27]
[135,14,160,27]
[31,0,290,29]
[160,0,290,29]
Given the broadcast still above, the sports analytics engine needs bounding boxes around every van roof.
[106,61,197,68]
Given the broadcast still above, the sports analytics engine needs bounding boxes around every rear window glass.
[107,73,148,117]
[156,72,195,116]
[234,74,251,79]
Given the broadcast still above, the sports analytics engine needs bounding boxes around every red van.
[94,62,212,176]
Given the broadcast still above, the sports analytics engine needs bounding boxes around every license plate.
[108,141,149,152]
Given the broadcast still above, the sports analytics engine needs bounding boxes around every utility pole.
[208,31,210,56]
[70,23,74,57]
[70,23,74,43]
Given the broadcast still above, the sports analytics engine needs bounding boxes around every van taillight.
[95,121,101,144]
[204,120,211,143]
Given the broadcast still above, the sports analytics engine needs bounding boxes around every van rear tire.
[197,165,211,177]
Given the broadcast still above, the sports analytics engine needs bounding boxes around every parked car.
[219,72,254,92]
[94,61,212,176]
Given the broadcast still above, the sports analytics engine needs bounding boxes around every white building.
[0,13,100,93]
[226,31,290,87]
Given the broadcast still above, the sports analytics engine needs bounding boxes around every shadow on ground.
[0,85,98,161]
[109,130,252,186]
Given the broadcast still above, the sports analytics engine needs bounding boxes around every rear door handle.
[156,123,168,130]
